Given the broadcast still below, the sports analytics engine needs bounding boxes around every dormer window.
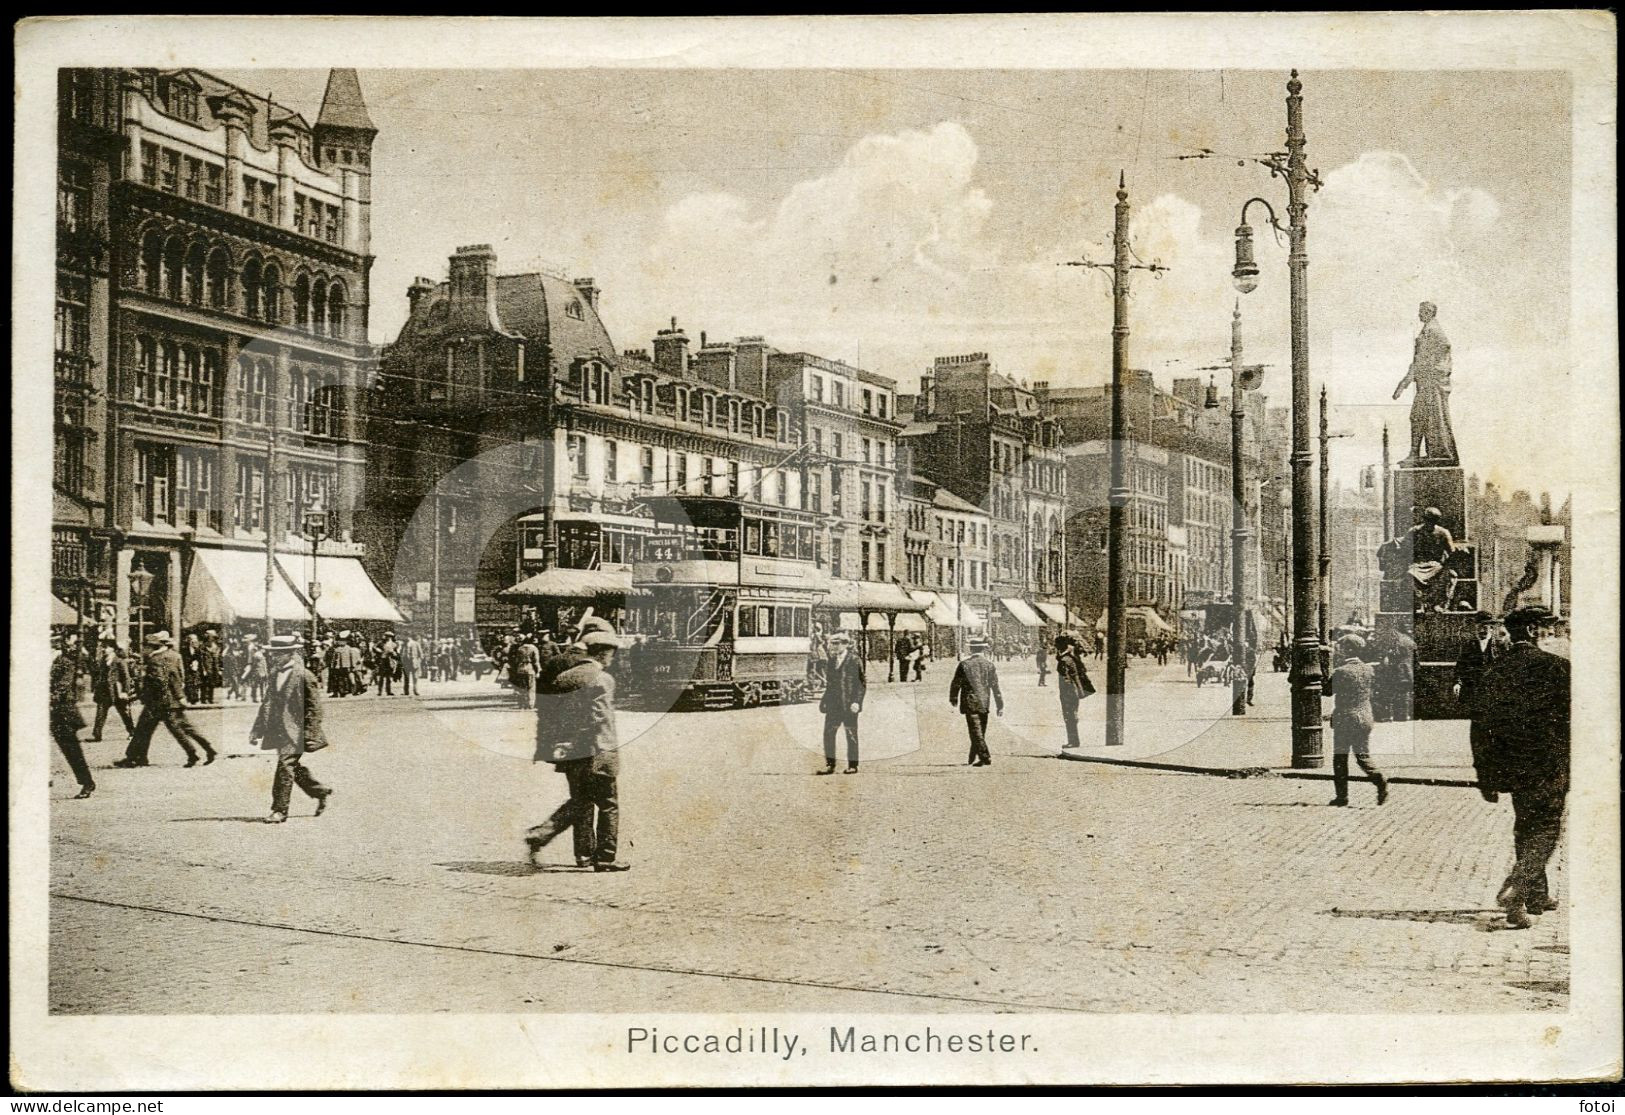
[159,78,199,122]
[566,300,584,321]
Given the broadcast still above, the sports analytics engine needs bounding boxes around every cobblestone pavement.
[48,665,1567,1014]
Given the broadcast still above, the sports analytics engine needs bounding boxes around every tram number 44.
[647,539,685,563]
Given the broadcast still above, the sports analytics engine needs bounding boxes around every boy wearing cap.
[817,631,866,774]
[115,631,217,768]
[527,630,627,871]
[950,637,1003,766]
[250,635,333,823]
[1473,606,1570,929]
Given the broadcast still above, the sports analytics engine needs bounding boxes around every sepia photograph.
[10,12,1619,1092]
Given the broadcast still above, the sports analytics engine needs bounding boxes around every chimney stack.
[447,244,499,329]
[653,319,691,378]
[573,276,600,311]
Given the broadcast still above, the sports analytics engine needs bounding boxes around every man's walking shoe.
[594,861,631,873]
[1375,778,1390,805]
[111,758,146,768]
[1504,902,1533,930]
[73,785,95,799]
[201,747,218,766]
[1062,742,1080,749]
[1536,897,1560,912]
[524,837,545,867]
[575,858,595,869]
[816,764,837,775]
[1328,797,1349,807]
[183,756,199,768]
[266,811,288,824]
[843,763,859,774]
[314,789,333,817]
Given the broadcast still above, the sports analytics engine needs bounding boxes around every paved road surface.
[49,663,1566,1014]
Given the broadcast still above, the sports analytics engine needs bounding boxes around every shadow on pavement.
[167,816,276,824]
[436,860,586,876]
[1507,979,1569,996]
[1327,908,1497,927]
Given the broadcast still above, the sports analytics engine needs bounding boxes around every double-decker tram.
[626,494,829,710]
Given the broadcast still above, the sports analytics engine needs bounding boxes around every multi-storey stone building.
[898,354,1068,636]
[53,67,390,642]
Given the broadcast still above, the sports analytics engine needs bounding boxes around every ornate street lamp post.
[1233,70,1325,769]
[302,503,328,649]
[128,565,155,650]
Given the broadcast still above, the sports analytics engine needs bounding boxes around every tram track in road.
[51,891,1092,1014]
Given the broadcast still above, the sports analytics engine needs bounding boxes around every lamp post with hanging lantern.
[302,501,328,650]
[128,565,155,651]
[1232,70,1325,769]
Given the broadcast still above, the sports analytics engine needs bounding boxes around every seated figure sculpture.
[1378,506,1459,614]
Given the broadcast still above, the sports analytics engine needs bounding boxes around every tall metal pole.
[431,491,442,643]
[1105,173,1132,747]
[1318,384,1330,651]
[1285,70,1324,768]
[1230,305,1250,717]
[1381,423,1392,539]
[264,421,278,642]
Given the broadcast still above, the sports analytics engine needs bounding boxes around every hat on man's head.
[577,616,615,637]
[1422,506,1442,520]
[828,631,851,644]
[145,630,172,646]
[1054,634,1075,650]
[1504,605,1555,631]
[969,636,990,651]
[581,631,622,651]
[1473,610,1497,624]
[1336,634,1367,658]
[265,634,305,653]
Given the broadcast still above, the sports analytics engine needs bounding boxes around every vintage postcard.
[10,13,1619,1091]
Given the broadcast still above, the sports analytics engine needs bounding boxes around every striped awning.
[501,567,647,600]
[999,597,1045,628]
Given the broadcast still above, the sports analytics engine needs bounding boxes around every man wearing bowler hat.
[51,633,95,799]
[115,630,217,768]
[250,634,333,824]
[1472,606,1570,929]
[949,636,1003,767]
[817,630,866,774]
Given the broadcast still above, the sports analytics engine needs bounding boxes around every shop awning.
[184,548,311,627]
[821,578,928,613]
[500,567,646,600]
[999,597,1045,628]
[909,589,958,626]
[288,555,404,623]
[1032,600,1086,628]
[1093,605,1176,635]
[52,595,81,625]
[894,612,928,632]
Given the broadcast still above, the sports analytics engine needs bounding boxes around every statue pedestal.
[1391,461,1469,539]
[1378,459,1476,720]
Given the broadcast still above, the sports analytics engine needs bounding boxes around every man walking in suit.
[1323,635,1389,807]
[1472,606,1570,929]
[949,636,1003,767]
[90,635,136,741]
[115,630,217,768]
[1054,634,1095,750]
[251,635,333,823]
[818,631,865,774]
[51,633,95,799]
[400,633,423,696]
[510,636,540,709]
[1034,640,1049,687]
[526,631,628,871]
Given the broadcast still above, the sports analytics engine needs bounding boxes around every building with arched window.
[53,67,385,642]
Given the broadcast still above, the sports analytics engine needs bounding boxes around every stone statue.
[1392,301,1458,464]
[1378,506,1460,613]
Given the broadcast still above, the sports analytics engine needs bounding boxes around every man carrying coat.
[818,631,866,774]
[1472,606,1570,929]
[949,636,1003,767]
[115,630,217,768]
[51,633,95,799]
[1054,634,1095,750]
[250,635,333,823]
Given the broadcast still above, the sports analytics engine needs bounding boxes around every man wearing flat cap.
[250,635,333,823]
[527,629,628,871]
[949,636,1003,767]
[115,630,217,768]
[1472,606,1570,929]
[817,630,866,774]
[1322,634,1388,807]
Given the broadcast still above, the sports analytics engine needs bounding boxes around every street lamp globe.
[128,566,155,600]
[1204,376,1220,410]
[1231,223,1261,294]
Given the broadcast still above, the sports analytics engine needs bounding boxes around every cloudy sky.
[226,67,1572,496]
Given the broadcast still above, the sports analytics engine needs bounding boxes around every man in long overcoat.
[90,635,136,741]
[51,633,95,799]
[818,631,866,774]
[1054,634,1095,750]
[1472,606,1570,929]
[949,636,1003,766]
[250,635,333,823]
[526,632,627,871]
